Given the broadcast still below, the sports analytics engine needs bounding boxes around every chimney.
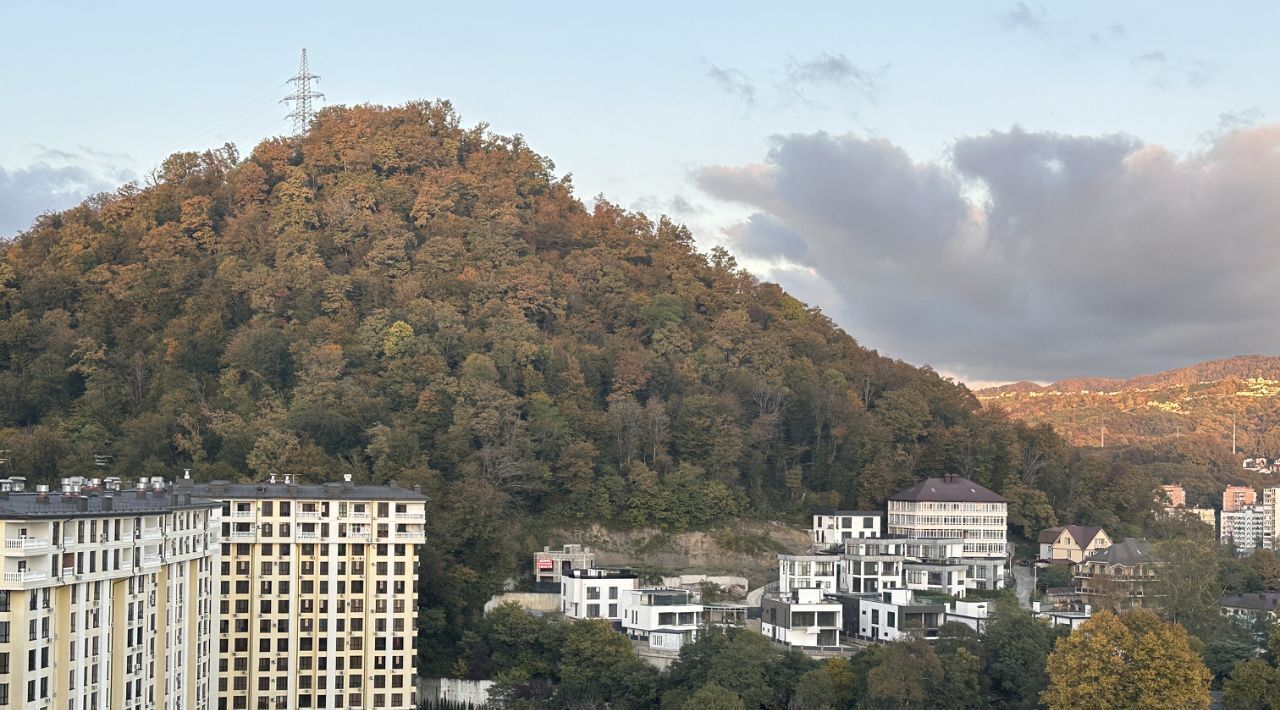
[343,473,353,487]
[269,473,277,484]
[35,484,49,503]
[9,477,24,492]
[283,474,292,486]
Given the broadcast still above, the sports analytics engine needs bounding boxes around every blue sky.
[3,2,1279,383]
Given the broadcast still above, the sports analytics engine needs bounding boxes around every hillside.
[0,101,1072,672]
[977,355,1280,452]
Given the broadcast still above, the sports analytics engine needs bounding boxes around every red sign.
[536,558,554,570]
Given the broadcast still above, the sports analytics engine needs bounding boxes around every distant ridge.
[976,355,1280,450]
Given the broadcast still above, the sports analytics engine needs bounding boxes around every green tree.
[1223,658,1280,710]
[1042,609,1211,710]
[865,639,942,709]
[982,604,1057,709]
[682,684,746,710]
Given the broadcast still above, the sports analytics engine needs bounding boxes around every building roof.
[888,475,1007,504]
[0,489,216,519]
[1040,525,1106,548]
[189,478,428,502]
[812,509,882,517]
[1083,537,1152,567]
[1221,592,1280,612]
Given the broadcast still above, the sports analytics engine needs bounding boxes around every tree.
[936,647,983,709]
[557,619,658,708]
[1042,610,1211,709]
[682,684,745,710]
[982,605,1057,709]
[865,639,942,709]
[1224,658,1280,710]
[791,658,856,710]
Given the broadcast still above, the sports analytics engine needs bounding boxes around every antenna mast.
[283,49,324,135]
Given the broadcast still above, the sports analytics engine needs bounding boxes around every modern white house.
[760,588,843,648]
[622,587,704,651]
[778,554,839,594]
[839,538,906,594]
[887,475,1008,590]
[845,588,990,643]
[901,538,970,597]
[561,568,639,621]
[812,510,882,545]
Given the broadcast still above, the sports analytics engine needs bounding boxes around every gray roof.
[888,476,1007,504]
[189,479,428,502]
[1221,592,1280,612]
[813,509,882,517]
[0,489,216,519]
[1083,538,1152,566]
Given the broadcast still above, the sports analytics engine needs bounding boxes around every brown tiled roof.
[1063,525,1106,548]
[888,476,1007,503]
[1038,527,1064,544]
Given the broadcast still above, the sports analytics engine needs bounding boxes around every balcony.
[4,537,50,553]
[394,511,426,522]
[137,529,163,541]
[296,511,321,520]
[343,512,371,521]
[394,532,424,541]
[230,510,256,520]
[141,555,162,567]
[229,531,257,540]
[4,570,48,583]
[297,531,320,541]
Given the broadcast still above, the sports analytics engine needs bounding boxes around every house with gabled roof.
[1038,525,1112,563]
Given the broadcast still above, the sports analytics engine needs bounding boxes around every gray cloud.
[1131,51,1222,89]
[697,126,1280,382]
[707,64,756,108]
[780,52,885,104]
[1000,2,1047,34]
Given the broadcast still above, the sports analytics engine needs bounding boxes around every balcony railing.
[4,537,50,552]
[141,555,162,567]
[394,532,423,541]
[296,511,321,520]
[230,510,256,519]
[394,512,426,522]
[297,531,320,540]
[4,570,47,583]
[229,531,257,540]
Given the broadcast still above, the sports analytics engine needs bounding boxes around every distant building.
[900,538,969,597]
[887,475,1008,590]
[1160,484,1187,509]
[560,568,639,622]
[1221,506,1265,555]
[1221,592,1280,623]
[1223,486,1258,513]
[1076,538,1160,611]
[778,554,839,594]
[1038,525,1112,563]
[623,588,703,651]
[534,543,594,588]
[1263,487,1280,551]
[840,588,989,644]
[839,538,906,594]
[761,588,842,648]
[1184,507,1217,528]
[811,510,881,546]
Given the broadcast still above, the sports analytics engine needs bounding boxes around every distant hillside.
[977,355,1280,451]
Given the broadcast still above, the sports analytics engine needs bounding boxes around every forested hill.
[977,355,1280,451]
[2,102,1082,670]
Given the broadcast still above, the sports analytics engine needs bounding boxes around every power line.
[282,49,324,135]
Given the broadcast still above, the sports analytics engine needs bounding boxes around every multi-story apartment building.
[811,511,881,546]
[191,475,427,710]
[1159,484,1187,509]
[839,538,905,594]
[622,588,704,651]
[0,475,219,710]
[887,475,1008,589]
[761,588,842,648]
[1221,506,1265,555]
[899,538,969,597]
[1263,487,1280,551]
[1223,486,1258,513]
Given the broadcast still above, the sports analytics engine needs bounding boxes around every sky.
[3,1,1279,386]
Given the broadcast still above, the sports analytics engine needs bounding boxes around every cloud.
[0,148,134,237]
[1131,51,1222,89]
[1089,22,1126,44]
[697,125,1280,381]
[1000,2,1047,34]
[780,52,885,104]
[707,64,756,108]
[629,194,708,218]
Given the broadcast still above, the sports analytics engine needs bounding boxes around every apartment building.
[887,475,1008,589]
[1159,484,1186,509]
[1075,538,1160,611]
[192,475,427,710]
[761,588,842,648]
[0,475,219,710]
[1223,486,1258,513]
[839,538,905,594]
[1221,506,1265,555]
[899,538,969,597]
[622,588,704,651]
[811,511,881,546]
[1263,487,1280,551]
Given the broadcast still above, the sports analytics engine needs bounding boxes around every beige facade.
[0,475,219,710]
[194,477,426,710]
[887,476,1008,590]
[1223,485,1257,513]
[1038,526,1111,563]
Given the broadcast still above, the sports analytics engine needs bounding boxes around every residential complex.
[761,588,842,648]
[887,475,1008,589]
[1075,538,1160,611]
[0,475,220,710]
[191,475,427,710]
[810,511,881,546]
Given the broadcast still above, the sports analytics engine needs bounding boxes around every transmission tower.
[283,49,324,134]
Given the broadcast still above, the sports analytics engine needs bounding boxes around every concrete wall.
[483,592,561,615]
[419,678,495,707]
